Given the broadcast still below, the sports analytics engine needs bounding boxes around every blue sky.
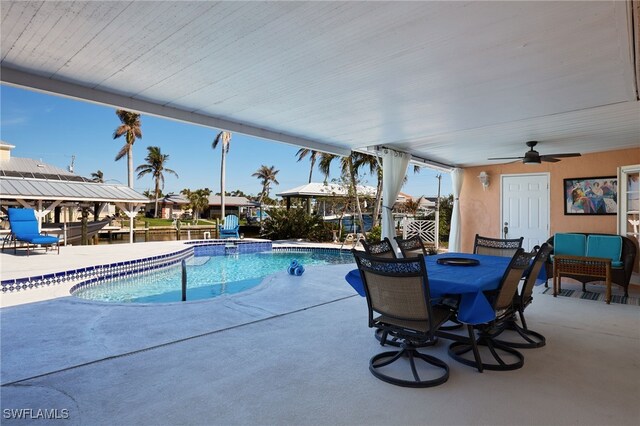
[1,85,451,199]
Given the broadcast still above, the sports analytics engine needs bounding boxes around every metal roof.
[207,196,256,207]
[0,177,149,203]
[276,183,378,198]
[0,157,85,180]
[1,1,638,167]
[157,194,190,205]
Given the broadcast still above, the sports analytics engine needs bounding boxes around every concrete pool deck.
[1,241,639,425]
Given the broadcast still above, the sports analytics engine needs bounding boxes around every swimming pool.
[72,249,354,303]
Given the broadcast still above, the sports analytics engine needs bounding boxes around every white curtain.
[381,148,411,244]
[448,168,464,252]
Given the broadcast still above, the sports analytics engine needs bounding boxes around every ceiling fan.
[488,141,581,164]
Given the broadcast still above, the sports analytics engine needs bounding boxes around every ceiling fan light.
[522,156,541,165]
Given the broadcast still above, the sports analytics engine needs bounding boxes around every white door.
[501,174,550,251]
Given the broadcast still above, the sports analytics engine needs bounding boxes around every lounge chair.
[219,215,240,239]
[3,208,60,256]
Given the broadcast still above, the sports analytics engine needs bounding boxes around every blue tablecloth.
[345,253,513,325]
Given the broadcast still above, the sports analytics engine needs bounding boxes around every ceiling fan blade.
[541,153,581,159]
[540,157,561,163]
[487,156,524,160]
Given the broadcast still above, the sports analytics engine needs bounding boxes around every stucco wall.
[458,147,639,253]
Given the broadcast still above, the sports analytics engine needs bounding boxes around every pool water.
[72,251,354,303]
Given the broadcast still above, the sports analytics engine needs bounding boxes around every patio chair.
[361,237,397,259]
[473,234,524,257]
[219,215,240,239]
[4,208,59,256]
[448,248,533,371]
[494,243,552,349]
[394,235,427,258]
[352,251,452,387]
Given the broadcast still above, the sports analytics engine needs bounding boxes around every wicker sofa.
[544,233,637,297]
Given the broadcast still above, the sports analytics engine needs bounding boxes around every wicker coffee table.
[553,255,612,304]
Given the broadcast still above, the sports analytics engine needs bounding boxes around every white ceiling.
[1,1,638,169]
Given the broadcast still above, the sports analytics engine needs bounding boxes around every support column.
[115,203,141,244]
[81,208,89,245]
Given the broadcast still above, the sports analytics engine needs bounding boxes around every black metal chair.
[494,243,552,349]
[473,234,524,257]
[394,235,427,258]
[353,251,452,387]
[361,237,397,259]
[448,248,533,371]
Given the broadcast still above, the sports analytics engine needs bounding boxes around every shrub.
[260,209,333,242]
[366,225,381,242]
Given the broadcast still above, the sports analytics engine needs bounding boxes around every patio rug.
[541,288,640,306]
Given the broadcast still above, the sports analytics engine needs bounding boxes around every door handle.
[503,222,509,237]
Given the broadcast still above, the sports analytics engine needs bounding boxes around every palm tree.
[91,170,104,183]
[181,188,212,220]
[404,196,424,216]
[295,148,320,184]
[113,109,142,188]
[136,146,178,218]
[212,131,232,220]
[142,189,159,200]
[352,153,382,226]
[318,152,366,233]
[350,154,421,228]
[252,165,280,204]
[230,189,247,197]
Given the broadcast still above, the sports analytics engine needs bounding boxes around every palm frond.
[213,131,231,150]
[113,125,129,139]
[115,144,129,161]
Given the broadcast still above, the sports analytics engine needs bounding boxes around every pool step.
[225,243,238,255]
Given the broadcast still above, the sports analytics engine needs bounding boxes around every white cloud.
[1,116,28,126]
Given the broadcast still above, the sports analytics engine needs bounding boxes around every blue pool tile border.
[2,242,352,294]
[2,246,192,294]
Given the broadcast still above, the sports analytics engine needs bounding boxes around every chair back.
[361,237,397,259]
[520,243,553,304]
[493,248,533,311]
[222,215,239,230]
[8,208,39,237]
[352,251,436,335]
[474,234,524,257]
[394,235,427,258]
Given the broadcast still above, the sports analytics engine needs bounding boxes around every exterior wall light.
[478,171,490,191]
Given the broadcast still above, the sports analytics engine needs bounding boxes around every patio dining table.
[345,253,514,325]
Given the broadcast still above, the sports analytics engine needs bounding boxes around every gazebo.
[0,143,148,244]
[276,182,377,213]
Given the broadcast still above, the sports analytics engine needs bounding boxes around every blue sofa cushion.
[554,233,587,257]
[586,235,623,268]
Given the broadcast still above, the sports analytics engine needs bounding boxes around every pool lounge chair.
[219,215,240,239]
[3,208,60,256]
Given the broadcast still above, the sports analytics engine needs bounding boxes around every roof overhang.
[1,1,638,168]
[0,177,149,204]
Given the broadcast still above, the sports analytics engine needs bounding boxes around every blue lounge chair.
[219,215,240,239]
[4,208,60,256]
